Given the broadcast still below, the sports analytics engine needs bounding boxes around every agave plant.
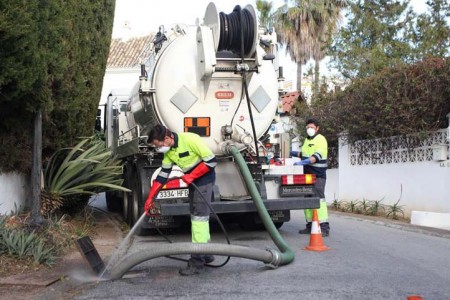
[42,137,129,215]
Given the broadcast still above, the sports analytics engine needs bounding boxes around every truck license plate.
[157,189,189,199]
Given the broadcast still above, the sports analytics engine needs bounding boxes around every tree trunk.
[30,110,43,226]
[296,61,302,92]
[313,59,320,98]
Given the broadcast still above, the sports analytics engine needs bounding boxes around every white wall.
[337,130,450,216]
[325,168,339,203]
[0,172,28,215]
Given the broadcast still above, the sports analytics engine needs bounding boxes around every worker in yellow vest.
[290,118,330,236]
[145,124,217,275]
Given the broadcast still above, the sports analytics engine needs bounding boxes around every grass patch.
[0,206,96,277]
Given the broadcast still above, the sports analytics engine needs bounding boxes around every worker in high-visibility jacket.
[291,118,330,237]
[144,124,217,275]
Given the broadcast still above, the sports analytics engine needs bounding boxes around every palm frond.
[43,137,130,210]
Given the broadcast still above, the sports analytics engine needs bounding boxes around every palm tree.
[256,0,273,30]
[273,0,347,95]
[310,0,347,96]
[273,1,317,92]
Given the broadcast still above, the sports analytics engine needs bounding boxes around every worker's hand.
[294,158,311,166]
[144,197,155,216]
[144,181,163,216]
[181,174,195,185]
[290,151,299,157]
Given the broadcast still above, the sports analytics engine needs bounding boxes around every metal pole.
[30,110,43,226]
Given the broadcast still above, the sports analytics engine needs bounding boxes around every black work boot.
[204,254,215,264]
[179,259,205,276]
[298,222,312,234]
[320,222,330,237]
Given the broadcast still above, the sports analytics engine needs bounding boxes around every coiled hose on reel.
[218,5,255,56]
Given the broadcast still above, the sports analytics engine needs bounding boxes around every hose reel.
[204,3,258,58]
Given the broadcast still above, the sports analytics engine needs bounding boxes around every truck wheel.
[122,190,131,225]
[122,164,133,225]
[130,164,154,236]
[106,191,122,212]
[130,174,146,235]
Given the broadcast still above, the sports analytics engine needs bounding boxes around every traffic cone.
[304,209,330,252]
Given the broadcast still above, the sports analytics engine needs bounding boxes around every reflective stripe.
[205,161,217,168]
[310,163,328,168]
[158,169,170,179]
[191,220,210,243]
[314,152,323,160]
[191,215,209,222]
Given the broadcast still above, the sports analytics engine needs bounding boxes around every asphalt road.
[73,210,450,300]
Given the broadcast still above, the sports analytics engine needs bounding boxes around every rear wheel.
[130,162,154,236]
[122,188,131,225]
[130,170,147,236]
[105,191,122,212]
[121,165,132,225]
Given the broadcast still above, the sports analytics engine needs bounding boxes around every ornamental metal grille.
[349,129,448,166]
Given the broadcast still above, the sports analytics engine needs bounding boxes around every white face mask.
[156,146,170,153]
[306,128,316,137]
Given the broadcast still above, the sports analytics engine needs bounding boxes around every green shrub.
[0,217,56,266]
[41,137,129,216]
[296,57,450,147]
[0,206,96,267]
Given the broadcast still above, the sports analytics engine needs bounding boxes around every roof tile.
[107,35,154,68]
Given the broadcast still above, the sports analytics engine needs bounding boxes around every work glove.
[294,158,311,166]
[144,181,163,216]
[182,161,210,185]
[290,151,299,158]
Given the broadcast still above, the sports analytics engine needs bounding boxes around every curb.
[330,210,450,239]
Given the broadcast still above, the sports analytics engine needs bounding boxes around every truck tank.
[126,3,279,156]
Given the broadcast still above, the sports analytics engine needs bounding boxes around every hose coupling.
[265,248,282,268]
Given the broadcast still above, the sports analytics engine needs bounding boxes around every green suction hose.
[225,144,295,265]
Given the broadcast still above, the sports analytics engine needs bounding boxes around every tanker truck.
[104,2,320,234]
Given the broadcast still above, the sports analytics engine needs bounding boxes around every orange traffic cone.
[304,209,330,252]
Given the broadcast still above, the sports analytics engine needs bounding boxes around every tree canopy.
[329,0,450,80]
[0,0,115,173]
[295,57,450,147]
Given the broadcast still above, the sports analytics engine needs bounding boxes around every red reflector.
[162,179,188,189]
[281,174,316,185]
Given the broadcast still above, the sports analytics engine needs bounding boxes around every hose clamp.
[265,248,282,268]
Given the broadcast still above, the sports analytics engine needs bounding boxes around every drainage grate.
[75,236,105,274]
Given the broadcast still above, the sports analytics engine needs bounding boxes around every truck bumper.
[159,197,320,216]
